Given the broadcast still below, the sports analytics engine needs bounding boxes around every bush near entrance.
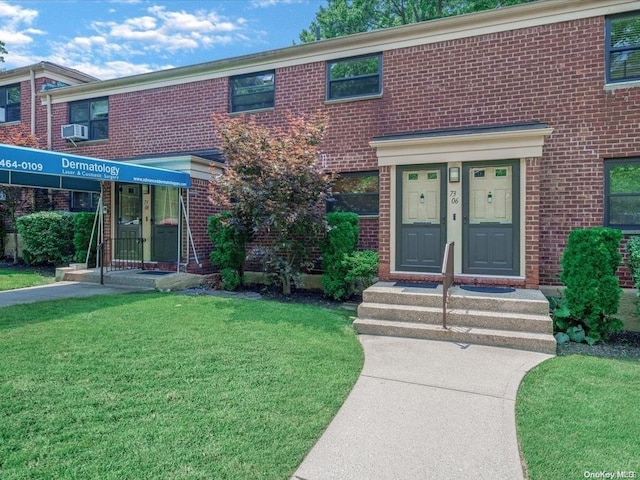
[557,227,624,344]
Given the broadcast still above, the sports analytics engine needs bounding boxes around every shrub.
[207,212,246,291]
[321,212,359,300]
[16,211,74,266]
[559,227,624,343]
[626,236,640,315]
[73,212,98,266]
[343,250,379,294]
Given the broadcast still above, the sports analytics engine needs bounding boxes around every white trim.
[371,128,553,167]
[125,155,221,182]
[39,0,640,103]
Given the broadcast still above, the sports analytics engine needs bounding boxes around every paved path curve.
[293,335,552,480]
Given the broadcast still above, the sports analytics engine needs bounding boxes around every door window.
[468,166,512,224]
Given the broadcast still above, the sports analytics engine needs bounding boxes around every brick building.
[1,0,639,288]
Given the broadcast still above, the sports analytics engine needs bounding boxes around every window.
[230,71,275,113]
[327,171,379,216]
[0,84,20,123]
[69,97,108,140]
[605,159,640,229]
[606,12,640,83]
[71,191,100,212]
[326,54,381,101]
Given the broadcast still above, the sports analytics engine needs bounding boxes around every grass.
[0,266,55,291]
[517,355,640,480]
[0,292,364,479]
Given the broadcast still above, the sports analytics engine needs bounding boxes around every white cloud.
[0,1,43,53]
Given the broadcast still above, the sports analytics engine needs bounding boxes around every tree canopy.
[300,0,538,42]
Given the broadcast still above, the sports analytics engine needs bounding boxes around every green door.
[151,186,179,262]
[462,161,520,276]
[396,165,447,272]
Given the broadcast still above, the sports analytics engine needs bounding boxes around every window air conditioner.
[61,124,89,140]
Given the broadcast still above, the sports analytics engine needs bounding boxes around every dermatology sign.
[0,143,191,188]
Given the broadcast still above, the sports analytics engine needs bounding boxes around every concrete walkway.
[0,281,152,308]
[292,335,553,480]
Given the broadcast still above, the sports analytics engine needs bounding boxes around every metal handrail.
[441,242,455,329]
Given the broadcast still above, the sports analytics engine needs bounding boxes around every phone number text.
[0,159,44,172]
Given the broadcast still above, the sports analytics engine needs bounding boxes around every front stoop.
[354,282,557,354]
[55,267,204,290]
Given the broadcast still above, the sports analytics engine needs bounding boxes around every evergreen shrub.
[321,212,359,300]
[626,236,640,315]
[207,212,246,291]
[559,227,624,343]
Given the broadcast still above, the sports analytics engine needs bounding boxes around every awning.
[0,144,191,192]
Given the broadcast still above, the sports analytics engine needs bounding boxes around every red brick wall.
[42,13,640,286]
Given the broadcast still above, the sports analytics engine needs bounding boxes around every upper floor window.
[0,84,20,123]
[606,12,640,83]
[327,171,379,216]
[69,97,108,140]
[230,71,275,113]
[604,159,640,230]
[326,54,381,101]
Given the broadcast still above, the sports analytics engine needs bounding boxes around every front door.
[462,160,520,276]
[396,165,447,272]
[151,186,179,262]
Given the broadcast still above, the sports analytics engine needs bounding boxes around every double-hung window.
[326,54,382,101]
[0,83,20,123]
[606,11,640,83]
[69,97,109,140]
[604,159,640,230]
[230,71,275,113]
[327,171,379,216]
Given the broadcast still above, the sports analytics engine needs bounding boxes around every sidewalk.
[0,281,153,308]
[292,335,553,480]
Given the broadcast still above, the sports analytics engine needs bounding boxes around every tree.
[209,112,331,295]
[300,0,537,42]
[0,125,41,263]
[0,40,6,65]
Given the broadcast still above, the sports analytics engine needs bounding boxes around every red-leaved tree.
[0,124,41,262]
[210,111,331,295]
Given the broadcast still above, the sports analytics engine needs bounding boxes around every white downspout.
[46,94,52,150]
[29,69,36,135]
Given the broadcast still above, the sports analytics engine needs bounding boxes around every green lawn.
[0,267,55,291]
[517,355,640,480]
[0,292,363,480]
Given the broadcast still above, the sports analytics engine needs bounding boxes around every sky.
[0,0,325,79]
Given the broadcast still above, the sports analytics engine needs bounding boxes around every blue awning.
[0,144,191,191]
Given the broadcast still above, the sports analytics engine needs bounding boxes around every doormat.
[136,271,173,276]
[460,285,516,294]
[394,281,438,288]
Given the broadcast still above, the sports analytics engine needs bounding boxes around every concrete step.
[353,318,557,355]
[357,302,553,334]
[363,283,550,315]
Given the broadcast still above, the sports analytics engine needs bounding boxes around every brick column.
[525,157,541,289]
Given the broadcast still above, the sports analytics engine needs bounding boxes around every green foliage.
[300,0,537,42]
[322,212,359,300]
[73,212,97,266]
[207,212,246,291]
[626,236,640,315]
[559,227,624,343]
[343,249,379,292]
[210,112,330,295]
[16,212,74,266]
